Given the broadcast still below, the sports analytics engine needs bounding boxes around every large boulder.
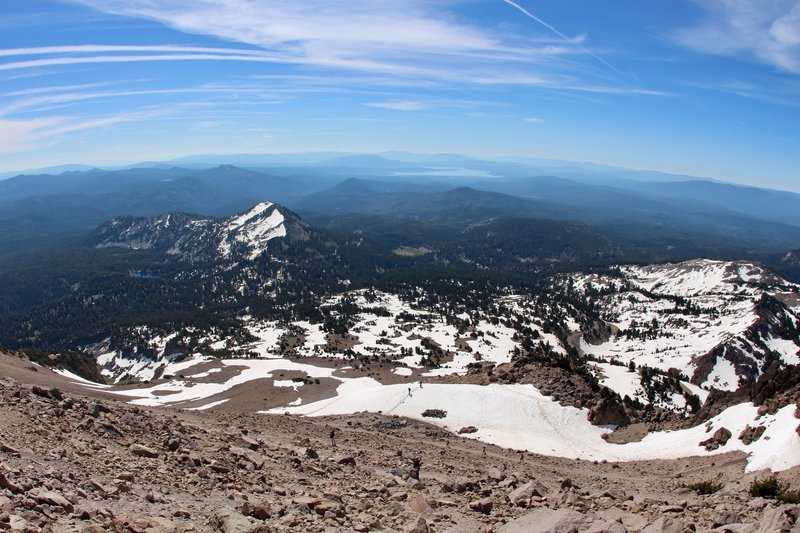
[699,427,732,451]
[738,425,766,445]
[468,497,493,515]
[642,516,692,533]
[129,443,160,458]
[588,395,631,427]
[498,508,590,533]
[27,488,74,514]
[507,480,548,507]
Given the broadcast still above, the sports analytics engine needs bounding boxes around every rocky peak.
[92,201,309,262]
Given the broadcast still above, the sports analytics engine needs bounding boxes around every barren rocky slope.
[2,352,800,532]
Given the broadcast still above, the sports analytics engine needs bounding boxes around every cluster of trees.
[638,364,701,412]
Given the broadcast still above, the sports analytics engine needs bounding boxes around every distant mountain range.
[1,152,800,279]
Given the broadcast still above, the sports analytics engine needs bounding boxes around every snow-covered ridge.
[93,200,298,261]
[226,201,274,230]
[573,259,800,392]
[624,259,782,298]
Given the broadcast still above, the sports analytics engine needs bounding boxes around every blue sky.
[0,0,798,190]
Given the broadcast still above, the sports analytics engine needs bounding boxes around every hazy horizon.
[1,1,798,191]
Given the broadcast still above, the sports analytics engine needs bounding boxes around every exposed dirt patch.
[324,333,359,352]
[604,422,649,444]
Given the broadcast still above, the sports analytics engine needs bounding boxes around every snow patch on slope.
[702,355,739,390]
[109,358,377,407]
[629,258,733,297]
[226,202,273,230]
[268,381,799,472]
[53,369,112,389]
[593,363,642,401]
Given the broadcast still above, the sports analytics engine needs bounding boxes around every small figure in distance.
[411,456,422,480]
[329,428,336,447]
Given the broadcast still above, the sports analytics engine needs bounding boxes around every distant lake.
[129,270,161,279]
[391,167,497,178]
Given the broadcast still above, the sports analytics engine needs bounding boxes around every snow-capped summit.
[92,201,308,261]
[218,202,288,259]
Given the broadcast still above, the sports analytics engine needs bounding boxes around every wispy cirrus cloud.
[0,44,297,73]
[0,2,668,102]
[61,0,644,93]
[365,101,426,111]
[0,117,64,153]
[0,53,292,73]
[67,1,501,56]
[0,84,287,116]
[673,0,800,73]
[0,0,668,164]
[0,109,169,154]
[681,77,800,107]
[4,81,118,97]
[0,44,266,57]
[0,77,289,155]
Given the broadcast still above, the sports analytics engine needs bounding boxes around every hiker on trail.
[329,429,336,447]
[482,446,486,457]
[419,382,423,389]
[408,387,412,397]
[411,457,422,480]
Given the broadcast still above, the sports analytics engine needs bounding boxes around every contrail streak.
[501,0,627,79]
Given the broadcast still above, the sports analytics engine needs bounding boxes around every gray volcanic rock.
[499,508,590,532]
[2,353,800,533]
[129,443,160,458]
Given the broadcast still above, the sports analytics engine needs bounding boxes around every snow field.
[83,339,800,472]
[109,358,374,407]
[592,362,643,401]
[237,290,521,376]
[97,289,553,383]
[268,381,800,472]
[186,398,229,410]
[53,369,112,389]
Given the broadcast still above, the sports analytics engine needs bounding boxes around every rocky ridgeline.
[688,362,800,432]
[2,376,800,532]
